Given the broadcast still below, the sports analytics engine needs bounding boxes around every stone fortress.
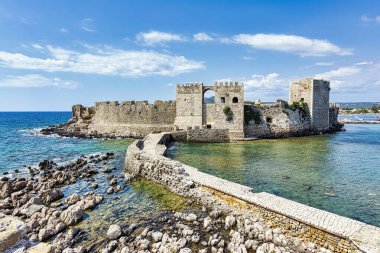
[60,77,342,141]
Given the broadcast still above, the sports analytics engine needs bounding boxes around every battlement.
[94,100,175,107]
[176,81,244,94]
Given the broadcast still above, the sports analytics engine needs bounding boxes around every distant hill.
[338,102,380,109]
[204,96,215,104]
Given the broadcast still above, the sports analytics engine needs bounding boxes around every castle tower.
[289,78,330,130]
[174,82,244,138]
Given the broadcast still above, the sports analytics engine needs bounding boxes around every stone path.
[140,132,380,253]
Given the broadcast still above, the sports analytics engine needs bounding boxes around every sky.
[0,0,380,111]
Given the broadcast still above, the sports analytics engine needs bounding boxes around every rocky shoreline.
[1,154,329,253]
[0,153,118,252]
[40,123,144,140]
[339,120,380,124]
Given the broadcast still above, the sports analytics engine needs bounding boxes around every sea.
[0,111,379,232]
[0,112,192,249]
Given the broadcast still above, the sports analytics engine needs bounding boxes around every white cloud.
[314,63,380,93]
[60,27,68,33]
[193,32,213,41]
[0,74,77,89]
[315,66,361,80]
[361,15,380,24]
[355,61,373,65]
[31,44,44,50]
[136,30,186,46]
[244,73,287,91]
[315,62,334,66]
[216,73,289,98]
[81,18,95,32]
[0,45,204,77]
[230,33,352,56]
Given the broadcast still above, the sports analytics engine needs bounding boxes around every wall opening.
[221,97,225,103]
[232,97,239,103]
[266,117,273,123]
[203,89,215,104]
[207,124,212,129]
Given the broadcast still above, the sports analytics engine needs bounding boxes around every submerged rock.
[107,224,122,240]
[60,205,83,226]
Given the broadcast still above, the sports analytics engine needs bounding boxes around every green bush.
[371,105,379,113]
[288,100,307,117]
[223,106,234,121]
[244,107,262,125]
[281,109,289,115]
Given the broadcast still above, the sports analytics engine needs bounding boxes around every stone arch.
[232,97,239,103]
[203,88,215,104]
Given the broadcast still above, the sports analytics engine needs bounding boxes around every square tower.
[174,82,244,138]
[289,78,330,130]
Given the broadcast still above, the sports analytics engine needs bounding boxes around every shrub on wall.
[244,107,262,125]
[287,100,307,117]
[223,106,234,121]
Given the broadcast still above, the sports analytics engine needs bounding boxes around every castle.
[64,78,341,141]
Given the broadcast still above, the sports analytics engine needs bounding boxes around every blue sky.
[0,0,380,111]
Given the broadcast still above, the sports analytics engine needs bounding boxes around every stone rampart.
[187,129,230,142]
[70,100,176,137]
[125,132,380,253]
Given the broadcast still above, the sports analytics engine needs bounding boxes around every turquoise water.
[339,113,380,122]
[169,124,380,227]
[0,112,192,248]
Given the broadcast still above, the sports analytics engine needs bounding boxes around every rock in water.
[60,205,83,226]
[107,224,122,239]
[0,215,27,252]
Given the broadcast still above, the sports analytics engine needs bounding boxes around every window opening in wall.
[221,97,225,103]
[206,124,212,129]
[266,117,273,123]
[232,97,238,103]
[203,89,215,104]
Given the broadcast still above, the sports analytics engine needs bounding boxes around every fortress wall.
[290,78,330,131]
[312,80,330,130]
[211,83,244,138]
[187,129,230,142]
[125,132,379,252]
[71,100,176,136]
[329,105,340,129]
[174,83,203,129]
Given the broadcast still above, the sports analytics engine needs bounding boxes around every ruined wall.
[244,102,311,138]
[290,78,330,131]
[71,100,176,136]
[71,105,95,124]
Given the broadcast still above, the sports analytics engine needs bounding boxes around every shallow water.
[0,112,193,249]
[339,113,380,122]
[169,124,380,227]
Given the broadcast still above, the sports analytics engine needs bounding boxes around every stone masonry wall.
[174,82,244,139]
[187,129,230,142]
[125,133,380,252]
[210,83,244,138]
[290,78,330,131]
[71,100,176,136]
[174,83,203,129]
[311,80,330,130]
